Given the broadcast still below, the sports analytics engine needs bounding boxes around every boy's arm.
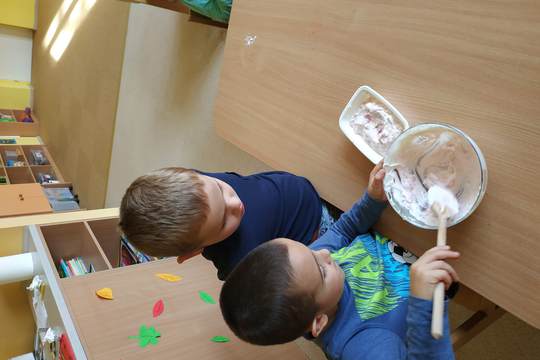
[339,300,454,360]
[310,192,386,251]
[332,190,387,239]
[406,245,459,359]
[334,162,387,236]
[406,297,455,359]
[311,162,387,251]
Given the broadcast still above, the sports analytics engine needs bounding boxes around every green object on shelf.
[182,0,232,23]
[0,176,7,184]
[0,117,15,122]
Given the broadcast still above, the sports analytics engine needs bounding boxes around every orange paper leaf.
[96,287,113,300]
[153,299,164,318]
[156,273,182,282]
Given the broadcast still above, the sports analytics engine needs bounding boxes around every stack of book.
[43,187,80,212]
[58,257,95,278]
[120,235,158,266]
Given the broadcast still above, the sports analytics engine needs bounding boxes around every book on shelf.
[58,257,95,278]
[43,187,81,212]
[120,235,158,266]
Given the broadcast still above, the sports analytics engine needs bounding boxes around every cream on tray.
[349,102,406,156]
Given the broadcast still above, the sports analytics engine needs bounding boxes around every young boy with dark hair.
[119,167,337,280]
[220,164,458,359]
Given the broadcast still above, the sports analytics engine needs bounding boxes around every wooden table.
[214,0,540,331]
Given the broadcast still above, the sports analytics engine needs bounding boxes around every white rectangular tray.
[339,85,409,164]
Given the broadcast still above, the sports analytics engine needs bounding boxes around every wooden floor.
[32,0,130,209]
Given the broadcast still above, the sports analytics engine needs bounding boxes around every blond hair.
[119,167,209,257]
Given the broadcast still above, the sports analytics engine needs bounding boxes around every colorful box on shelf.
[0,106,39,136]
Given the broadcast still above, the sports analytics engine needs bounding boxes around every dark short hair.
[119,167,209,257]
[219,240,318,345]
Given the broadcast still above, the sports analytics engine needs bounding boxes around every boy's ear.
[310,313,329,338]
[176,249,203,264]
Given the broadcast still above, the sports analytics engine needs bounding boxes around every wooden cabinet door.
[0,183,52,217]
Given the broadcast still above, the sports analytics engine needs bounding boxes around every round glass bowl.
[383,123,488,229]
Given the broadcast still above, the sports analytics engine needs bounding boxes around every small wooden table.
[214,0,540,334]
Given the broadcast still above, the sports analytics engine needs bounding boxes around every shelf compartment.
[39,222,112,278]
[0,167,8,185]
[6,166,34,184]
[23,145,50,165]
[0,145,27,167]
[31,165,59,184]
[87,218,122,268]
[13,109,34,123]
[0,109,39,136]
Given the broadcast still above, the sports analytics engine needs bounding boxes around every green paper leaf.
[129,325,161,348]
[140,336,151,347]
[199,290,216,304]
[211,336,230,343]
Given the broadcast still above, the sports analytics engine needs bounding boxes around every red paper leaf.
[153,299,164,318]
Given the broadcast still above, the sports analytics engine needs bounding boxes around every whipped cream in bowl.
[383,123,488,229]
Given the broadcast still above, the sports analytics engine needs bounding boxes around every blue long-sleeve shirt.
[309,192,454,360]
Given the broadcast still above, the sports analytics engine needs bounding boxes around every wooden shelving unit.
[22,213,306,359]
[0,144,69,187]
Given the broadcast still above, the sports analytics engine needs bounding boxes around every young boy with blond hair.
[119,168,338,280]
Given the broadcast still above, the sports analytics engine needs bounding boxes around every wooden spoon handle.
[431,282,445,339]
[432,216,447,339]
[437,215,447,247]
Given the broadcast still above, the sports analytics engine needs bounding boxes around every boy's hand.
[410,246,460,300]
[367,160,386,202]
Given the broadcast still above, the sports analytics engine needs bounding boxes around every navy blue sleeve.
[310,191,386,251]
[340,297,454,360]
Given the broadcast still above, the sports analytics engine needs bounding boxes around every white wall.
[105,5,269,207]
[0,24,33,81]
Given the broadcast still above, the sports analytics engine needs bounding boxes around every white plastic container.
[339,85,409,164]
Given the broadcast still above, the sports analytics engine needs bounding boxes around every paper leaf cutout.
[153,299,164,318]
[199,291,216,304]
[129,325,161,348]
[95,287,113,300]
[156,273,183,282]
[211,336,230,343]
